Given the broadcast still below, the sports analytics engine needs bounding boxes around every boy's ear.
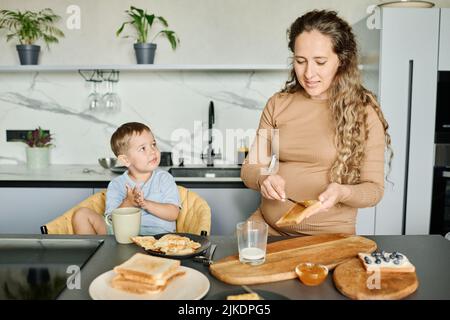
[118,154,130,167]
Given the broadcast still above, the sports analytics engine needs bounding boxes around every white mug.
[105,207,141,244]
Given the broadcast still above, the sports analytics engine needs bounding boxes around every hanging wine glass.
[86,79,104,112]
[102,71,121,113]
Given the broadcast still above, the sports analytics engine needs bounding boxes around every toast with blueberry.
[358,251,415,273]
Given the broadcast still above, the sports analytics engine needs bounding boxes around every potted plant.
[24,127,53,169]
[116,6,180,64]
[0,8,64,65]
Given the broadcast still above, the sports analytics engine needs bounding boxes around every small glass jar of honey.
[295,262,328,286]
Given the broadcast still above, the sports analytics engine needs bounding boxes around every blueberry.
[383,256,390,262]
[396,254,404,260]
[364,257,372,264]
[389,253,396,259]
[393,259,400,265]
[371,252,377,257]
[375,258,382,264]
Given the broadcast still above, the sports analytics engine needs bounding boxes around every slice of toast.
[111,270,185,294]
[226,293,261,300]
[116,267,186,286]
[113,253,181,283]
[358,252,416,273]
[275,200,322,227]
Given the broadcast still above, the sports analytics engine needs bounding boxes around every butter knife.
[193,244,217,265]
[286,197,302,205]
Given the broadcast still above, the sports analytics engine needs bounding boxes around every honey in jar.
[295,262,328,286]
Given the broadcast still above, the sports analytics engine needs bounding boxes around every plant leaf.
[156,16,168,27]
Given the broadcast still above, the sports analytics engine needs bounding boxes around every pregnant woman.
[241,10,392,236]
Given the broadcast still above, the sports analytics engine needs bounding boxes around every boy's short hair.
[110,122,152,156]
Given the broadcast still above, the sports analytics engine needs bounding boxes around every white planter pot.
[26,147,50,169]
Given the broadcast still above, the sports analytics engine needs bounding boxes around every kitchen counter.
[0,164,245,188]
[2,234,446,300]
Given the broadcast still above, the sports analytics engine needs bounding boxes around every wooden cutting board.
[209,234,377,285]
[333,258,419,300]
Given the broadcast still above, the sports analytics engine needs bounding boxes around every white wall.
[0,0,415,65]
[1,0,450,165]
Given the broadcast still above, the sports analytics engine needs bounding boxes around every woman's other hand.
[318,182,351,210]
[260,174,286,200]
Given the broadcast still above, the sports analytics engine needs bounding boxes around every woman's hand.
[260,174,286,200]
[318,182,351,211]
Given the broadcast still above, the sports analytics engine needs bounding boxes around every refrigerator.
[355,7,440,234]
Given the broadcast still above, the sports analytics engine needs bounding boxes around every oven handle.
[442,171,450,178]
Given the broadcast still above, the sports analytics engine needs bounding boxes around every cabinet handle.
[402,60,414,235]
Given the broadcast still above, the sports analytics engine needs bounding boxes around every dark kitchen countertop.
[2,234,446,300]
[0,164,245,188]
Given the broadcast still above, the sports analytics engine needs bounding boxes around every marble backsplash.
[0,70,289,166]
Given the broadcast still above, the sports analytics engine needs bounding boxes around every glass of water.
[236,220,268,265]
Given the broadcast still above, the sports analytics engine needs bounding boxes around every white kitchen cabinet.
[439,9,450,71]
[375,8,439,234]
[191,188,261,235]
[0,188,94,234]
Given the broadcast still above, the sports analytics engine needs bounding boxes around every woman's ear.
[118,154,130,167]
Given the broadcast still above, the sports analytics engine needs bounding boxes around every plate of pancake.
[131,232,211,259]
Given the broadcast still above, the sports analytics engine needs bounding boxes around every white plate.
[89,266,210,300]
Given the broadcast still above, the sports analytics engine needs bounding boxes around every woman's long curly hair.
[281,10,393,184]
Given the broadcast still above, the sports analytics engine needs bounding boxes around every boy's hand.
[132,185,146,208]
[124,184,139,207]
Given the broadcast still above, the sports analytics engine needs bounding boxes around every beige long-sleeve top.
[241,91,386,235]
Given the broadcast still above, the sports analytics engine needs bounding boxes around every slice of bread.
[116,267,186,286]
[227,293,261,300]
[275,200,322,227]
[358,252,416,273]
[111,274,165,294]
[111,270,185,294]
[113,253,181,283]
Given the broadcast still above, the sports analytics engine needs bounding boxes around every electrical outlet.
[6,130,50,142]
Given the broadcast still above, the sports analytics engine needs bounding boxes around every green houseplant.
[0,8,64,65]
[24,127,53,169]
[116,6,180,64]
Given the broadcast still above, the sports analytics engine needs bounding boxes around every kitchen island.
[1,234,447,300]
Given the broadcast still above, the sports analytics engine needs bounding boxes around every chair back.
[41,186,211,235]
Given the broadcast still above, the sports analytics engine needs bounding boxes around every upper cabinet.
[439,9,450,71]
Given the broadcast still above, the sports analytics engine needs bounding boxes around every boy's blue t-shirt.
[105,168,180,235]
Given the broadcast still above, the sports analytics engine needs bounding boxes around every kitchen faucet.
[201,101,222,166]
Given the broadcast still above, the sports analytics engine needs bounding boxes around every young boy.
[72,122,180,235]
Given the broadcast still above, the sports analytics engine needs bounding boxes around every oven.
[430,145,450,235]
[430,71,450,236]
[435,71,450,143]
